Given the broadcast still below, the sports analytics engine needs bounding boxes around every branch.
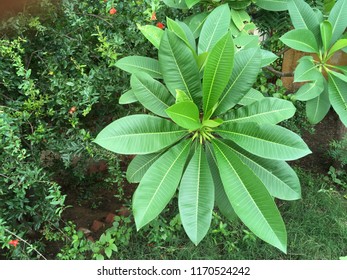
[263,66,294,77]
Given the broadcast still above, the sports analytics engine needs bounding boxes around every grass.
[113,167,347,260]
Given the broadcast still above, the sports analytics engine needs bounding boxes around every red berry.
[156,22,165,29]
[109,8,117,15]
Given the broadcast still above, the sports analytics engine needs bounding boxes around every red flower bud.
[156,22,165,29]
[109,8,117,15]
[151,12,157,21]
[9,239,19,247]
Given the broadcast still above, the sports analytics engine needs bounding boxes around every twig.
[4,228,47,260]
[263,66,294,77]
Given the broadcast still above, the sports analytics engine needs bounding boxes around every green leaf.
[197,52,209,72]
[203,32,234,119]
[167,18,196,52]
[327,39,347,60]
[280,29,319,54]
[177,21,197,52]
[186,12,209,39]
[137,24,164,49]
[216,122,311,160]
[230,8,250,31]
[223,98,296,125]
[234,34,259,50]
[202,118,223,128]
[294,77,324,101]
[320,20,333,52]
[229,0,251,10]
[306,82,331,124]
[175,89,192,103]
[133,139,191,229]
[212,139,287,253]
[104,247,112,259]
[328,0,347,45]
[288,0,320,42]
[126,152,163,183]
[205,143,236,222]
[116,56,162,79]
[328,71,347,127]
[163,0,188,8]
[256,0,288,11]
[238,88,264,106]
[198,4,230,54]
[214,48,262,116]
[185,0,201,9]
[179,145,214,245]
[119,90,137,105]
[166,101,201,130]
[131,73,175,117]
[159,30,202,103]
[260,50,278,67]
[294,56,320,82]
[226,141,301,200]
[94,115,188,155]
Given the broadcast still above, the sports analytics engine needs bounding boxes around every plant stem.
[4,228,47,260]
[263,66,294,77]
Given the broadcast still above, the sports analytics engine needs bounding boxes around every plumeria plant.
[280,0,347,125]
[95,4,311,252]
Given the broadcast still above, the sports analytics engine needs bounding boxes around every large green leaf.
[328,0,347,45]
[294,56,320,82]
[203,32,234,119]
[126,152,163,183]
[159,30,202,103]
[294,77,324,101]
[223,98,296,125]
[230,9,250,31]
[212,139,287,253]
[131,73,175,117]
[133,139,191,230]
[179,144,214,245]
[115,56,162,79]
[328,71,347,127]
[166,101,201,130]
[216,122,311,160]
[287,0,320,43]
[320,20,333,52]
[137,24,164,49]
[280,29,319,54]
[186,12,209,39]
[94,115,188,154]
[198,4,230,54]
[226,141,301,200]
[214,48,262,116]
[256,0,288,11]
[205,143,236,222]
[306,82,331,124]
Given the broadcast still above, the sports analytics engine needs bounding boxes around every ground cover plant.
[1,0,347,260]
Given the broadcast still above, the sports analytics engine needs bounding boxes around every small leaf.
[202,118,223,128]
[137,24,164,49]
[186,12,209,39]
[238,88,264,106]
[185,0,200,9]
[320,20,333,52]
[306,82,331,124]
[328,71,347,127]
[175,89,192,103]
[294,56,320,82]
[167,18,196,52]
[256,0,288,11]
[260,50,278,67]
[294,78,324,101]
[166,101,201,130]
[280,29,319,54]
[328,0,347,45]
[327,39,347,60]
[119,90,137,104]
